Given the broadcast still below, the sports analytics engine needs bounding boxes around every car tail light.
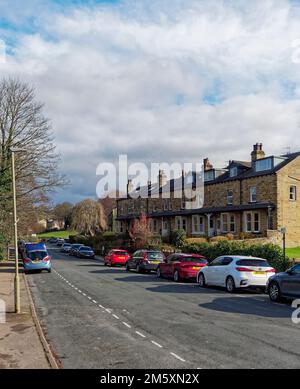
[236,267,253,272]
[266,268,276,273]
[143,253,149,263]
[24,258,31,263]
[43,256,50,262]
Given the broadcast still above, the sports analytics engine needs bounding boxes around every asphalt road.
[28,245,300,369]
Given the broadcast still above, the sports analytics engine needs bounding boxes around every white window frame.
[229,215,236,233]
[253,212,260,233]
[227,189,234,205]
[245,213,252,232]
[221,213,229,233]
[290,185,297,201]
[192,215,199,234]
[250,187,257,203]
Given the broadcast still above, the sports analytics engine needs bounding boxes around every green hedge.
[183,240,291,272]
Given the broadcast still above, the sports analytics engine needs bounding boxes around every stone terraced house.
[116,144,300,247]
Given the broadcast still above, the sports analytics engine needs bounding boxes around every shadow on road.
[198,297,293,318]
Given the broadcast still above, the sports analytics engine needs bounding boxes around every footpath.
[0,260,53,369]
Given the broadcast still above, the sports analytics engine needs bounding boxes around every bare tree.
[71,199,107,236]
[0,78,67,240]
[129,213,151,248]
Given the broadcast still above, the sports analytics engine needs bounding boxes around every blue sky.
[1,0,300,203]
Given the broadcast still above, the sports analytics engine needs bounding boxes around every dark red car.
[157,253,208,282]
[104,249,130,267]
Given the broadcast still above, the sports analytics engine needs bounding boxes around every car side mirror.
[287,268,294,275]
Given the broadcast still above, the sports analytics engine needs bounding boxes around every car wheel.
[226,276,236,293]
[173,270,180,282]
[269,282,282,302]
[198,273,206,288]
[157,267,162,278]
[48,269,52,273]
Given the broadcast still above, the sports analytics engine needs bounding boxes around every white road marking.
[82,293,87,297]
[170,352,186,362]
[98,304,104,309]
[122,322,131,328]
[112,314,119,320]
[151,341,163,348]
[105,308,112,313]
[135,331,146,338]
[92,300,97,304]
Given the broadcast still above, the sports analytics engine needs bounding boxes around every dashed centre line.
[53,267,188,365]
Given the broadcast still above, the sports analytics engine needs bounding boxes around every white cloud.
[1,0,300,202]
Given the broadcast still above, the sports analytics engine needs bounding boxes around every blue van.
[23,242,52,274]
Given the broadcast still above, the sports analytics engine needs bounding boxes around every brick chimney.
[127,179,134,195]
[203,158,213,171]
[158,170,167,188]
[251,143,265,162]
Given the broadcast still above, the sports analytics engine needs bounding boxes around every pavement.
[26,244,300,369]
[0,261,50,369]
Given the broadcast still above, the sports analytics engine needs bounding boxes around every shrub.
[148,235,163,250]
[209,235,229,243]
[182,240,291,272]
[161,244,176,255]
[185,237,207,245]
[170,229,187,249]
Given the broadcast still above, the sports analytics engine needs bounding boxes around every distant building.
[116,143,300,247]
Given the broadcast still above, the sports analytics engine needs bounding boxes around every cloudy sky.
[1,0,300,203]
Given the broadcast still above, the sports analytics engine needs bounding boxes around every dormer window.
[255,157,272,172]
[230,166,238,177]
[204,170,215,182]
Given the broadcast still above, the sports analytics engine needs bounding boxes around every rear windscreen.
[114,251,127,255]
[180,257,207,263]
[28,251,47,260]
[236,259,270,267]
[148,252,164,260]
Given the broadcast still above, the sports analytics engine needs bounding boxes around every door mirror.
[286,268,295,275]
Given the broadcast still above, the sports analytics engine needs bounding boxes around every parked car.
[56,238,65,246]
[61,243,72,253]
[126,250,165,273]
[267,263,300,302]
[76,246,95,259]
[198,256,276,293]
[104,249,130,267]
[23,242,52,274]
[48,238,58,244]
[69,244,83,256]
[157,253,207,282]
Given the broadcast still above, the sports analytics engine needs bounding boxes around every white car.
[197,256,276,293]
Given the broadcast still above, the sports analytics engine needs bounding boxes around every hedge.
[182,240,291,272]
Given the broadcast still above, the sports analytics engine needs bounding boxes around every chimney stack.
[158,170,167,188]
[251,143,265,163]
[203,158,213,171]
[127,179,134,196]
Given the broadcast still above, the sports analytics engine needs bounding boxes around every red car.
[157,253,208,282]
[104,249,130,267]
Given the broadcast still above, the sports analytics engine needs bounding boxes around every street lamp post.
[10,147,26,314]
[281,227,286,263]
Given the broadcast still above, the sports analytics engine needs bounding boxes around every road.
[27,245,300,369]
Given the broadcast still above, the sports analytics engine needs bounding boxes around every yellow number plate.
[253,271,265,275]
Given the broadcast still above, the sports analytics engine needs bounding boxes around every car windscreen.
[81,247,93,251]
[113,251,128,256]
[63,244,71,247]
[27,251,48,261]
[236,259,270,267]
[73,244,82,248]
[180,257,206,263]
[147,252,164,260]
